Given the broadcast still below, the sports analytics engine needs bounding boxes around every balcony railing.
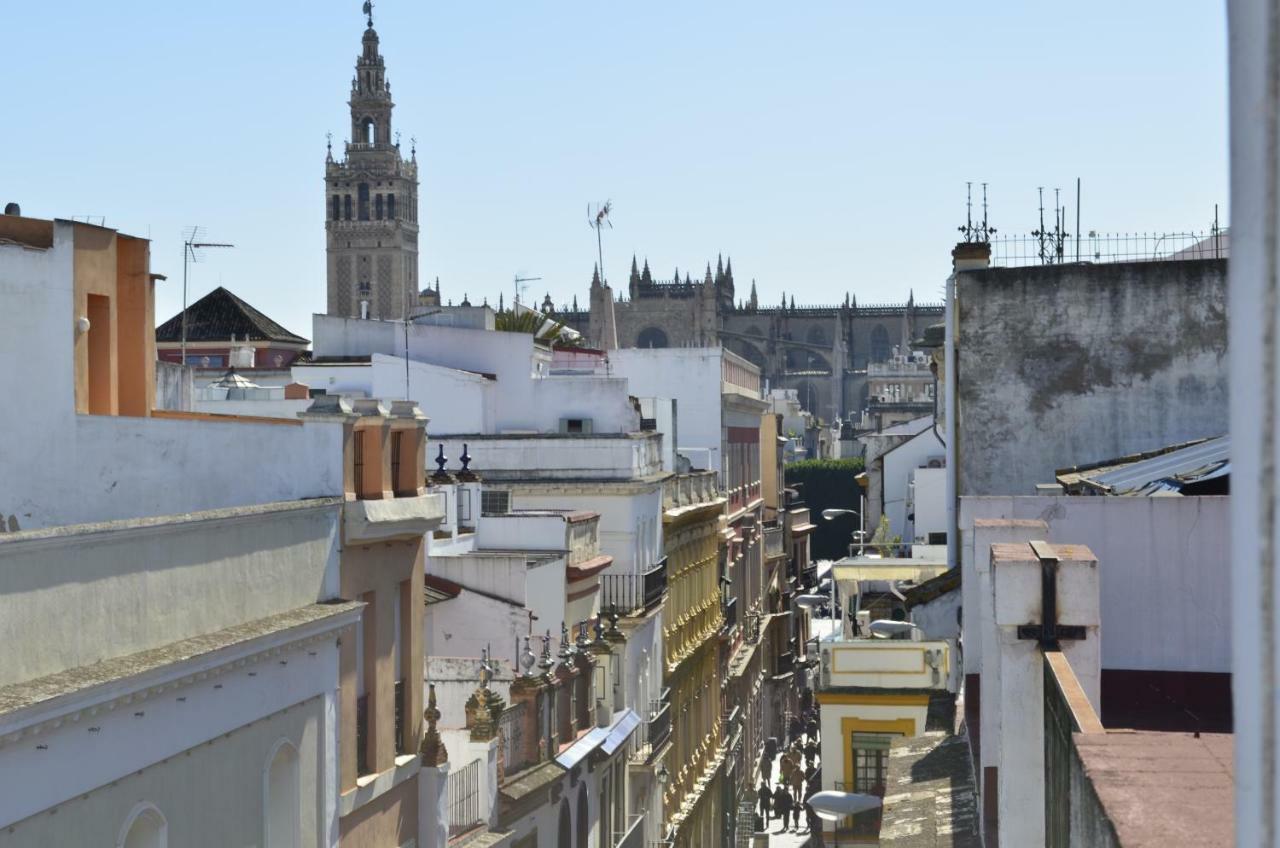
[722,596,739,633]
[599,558,668,615]
[773,651,795,678]
[630,688,672,764]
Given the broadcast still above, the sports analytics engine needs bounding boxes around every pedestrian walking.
[790,761,805,804]
[791,795,803,831]
[773,784,793,833]
[759,751,773,786]
[805,738,819,770]
[757,779,772,828]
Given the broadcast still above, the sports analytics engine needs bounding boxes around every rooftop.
[156,286,309,345]
[1056,435,1230,496]
[879,731,981,848]
[1075,731,1233,848]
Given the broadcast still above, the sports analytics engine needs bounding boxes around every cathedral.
[324,4,420,321]
[320,7,937,424]
[558,257,942,423]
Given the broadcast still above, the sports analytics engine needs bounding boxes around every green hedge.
[784,457,865,561]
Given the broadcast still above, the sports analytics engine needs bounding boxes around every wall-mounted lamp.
[75,316,90,335]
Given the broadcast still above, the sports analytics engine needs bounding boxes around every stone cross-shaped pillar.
[989,540,1099,848]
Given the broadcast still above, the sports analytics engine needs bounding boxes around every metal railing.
[600,558,668,615]
[648,689,672,751]
[447,759,483,837]
[990,228,1228,268]
[721,596,739,634]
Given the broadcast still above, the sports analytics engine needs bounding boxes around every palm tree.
[495,308,581,347]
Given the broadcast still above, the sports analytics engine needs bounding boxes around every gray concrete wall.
[956,259,1227,496]
[155,360,192,411]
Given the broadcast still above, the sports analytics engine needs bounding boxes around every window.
[481,490,510,515]
[265,741,300,848]
[86,294,111,414]
[356,590,375,775]
[375,194,383,220]
[331,195,340,221]
[850,733,891,837]
[386,193,395,220]
[119,804,167,848]
[394,580,408,754]
[390,431,402,493]
[358,183,370,221]
[364,117,376,144]
[352,430,365,498]
[343,195,352,220]
[559,418,593,434]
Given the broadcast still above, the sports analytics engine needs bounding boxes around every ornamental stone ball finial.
[434,443,448,475]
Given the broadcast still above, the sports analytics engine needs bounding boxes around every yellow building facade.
[661,480,727,847]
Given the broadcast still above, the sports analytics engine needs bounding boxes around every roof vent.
[3,203,20,216]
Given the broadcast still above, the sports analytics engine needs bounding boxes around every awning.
[554,709,640,770]
[832,559,950,586]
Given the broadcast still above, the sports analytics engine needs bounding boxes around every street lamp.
[180,231,234,365]
[807,790,883,847]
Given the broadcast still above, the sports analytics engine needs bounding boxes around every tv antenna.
[513,274,542,306]
[1032,187,1069,264]
[587,200,613,283]
[958,182,996,243]
[181,226,235,364]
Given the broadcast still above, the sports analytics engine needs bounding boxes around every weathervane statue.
[362,0,373,27]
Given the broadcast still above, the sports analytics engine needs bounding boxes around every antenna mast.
[588,201,613,283]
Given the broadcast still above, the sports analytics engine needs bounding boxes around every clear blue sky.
[7,1,1226,338]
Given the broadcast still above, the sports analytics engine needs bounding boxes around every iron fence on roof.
[989,229,1228,268]
[447,758,483,837]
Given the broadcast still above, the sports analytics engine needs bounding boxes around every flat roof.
[1075,731,1233,847]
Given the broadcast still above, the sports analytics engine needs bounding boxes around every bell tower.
[325,1,419,320]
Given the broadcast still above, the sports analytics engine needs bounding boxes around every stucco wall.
[882,430,945,541]
[4,696,328,847]
[609,348,726,473]
[155,360,193,411]
[956,259,1228,496]
[960,495,1229,673]
[0,501,341,686]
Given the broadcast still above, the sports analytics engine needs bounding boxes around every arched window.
[118,803,167,848]
[265,740,301,848]
[636,327,669,349]
[331,195,340,221]
[375,194,384,220]
[343,195,352,221]
[363,117,376,144]
[358,184,370,221]
[870,324,892,362]
[576,783,589,848]
[558,799,572,848]
[387,194,396,220]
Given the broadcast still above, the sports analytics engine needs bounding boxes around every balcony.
[630,688,671,764]
[600,558,667,615]
[764,524,784,560]
[818,636,953,692]
[343,491,447,544]
[662,470,721,510]
[722,596,739,633]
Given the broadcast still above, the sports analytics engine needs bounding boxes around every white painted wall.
[882,429,944,542]
[910,590,960,643]
[193,398,312,418]
[910,466,947,543]
[0,639,341,841]
[512,486,663,577]
[0,502,341,686]
[610,348,727,473]
[960,496,1229,673]
[0,227,345,531]
[435,435,663,481]
[312,315,638,435]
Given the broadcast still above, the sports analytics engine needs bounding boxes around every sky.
[6,1,1226,338]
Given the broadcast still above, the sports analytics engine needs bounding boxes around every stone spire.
[748,279,758,310]
[641,258,653,286]
[629,255,641,299]
[591,263,602,290]
[419,683,448,766]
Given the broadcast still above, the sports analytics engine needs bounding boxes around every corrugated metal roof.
[1060,435,1229,496]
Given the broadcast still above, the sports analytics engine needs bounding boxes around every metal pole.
[1076,178,1082,263]
[181,241,190,365]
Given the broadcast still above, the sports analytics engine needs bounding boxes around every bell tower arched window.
[375,194,383,220]
[358,184,370,221]
[343,195,352,220]
[363,117,376,145]
[331,195,340,221]
[387,194,395,220]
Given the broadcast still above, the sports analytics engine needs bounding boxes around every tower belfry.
[325,2,419,320]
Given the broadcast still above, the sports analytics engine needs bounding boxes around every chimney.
[952,241,991,274]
